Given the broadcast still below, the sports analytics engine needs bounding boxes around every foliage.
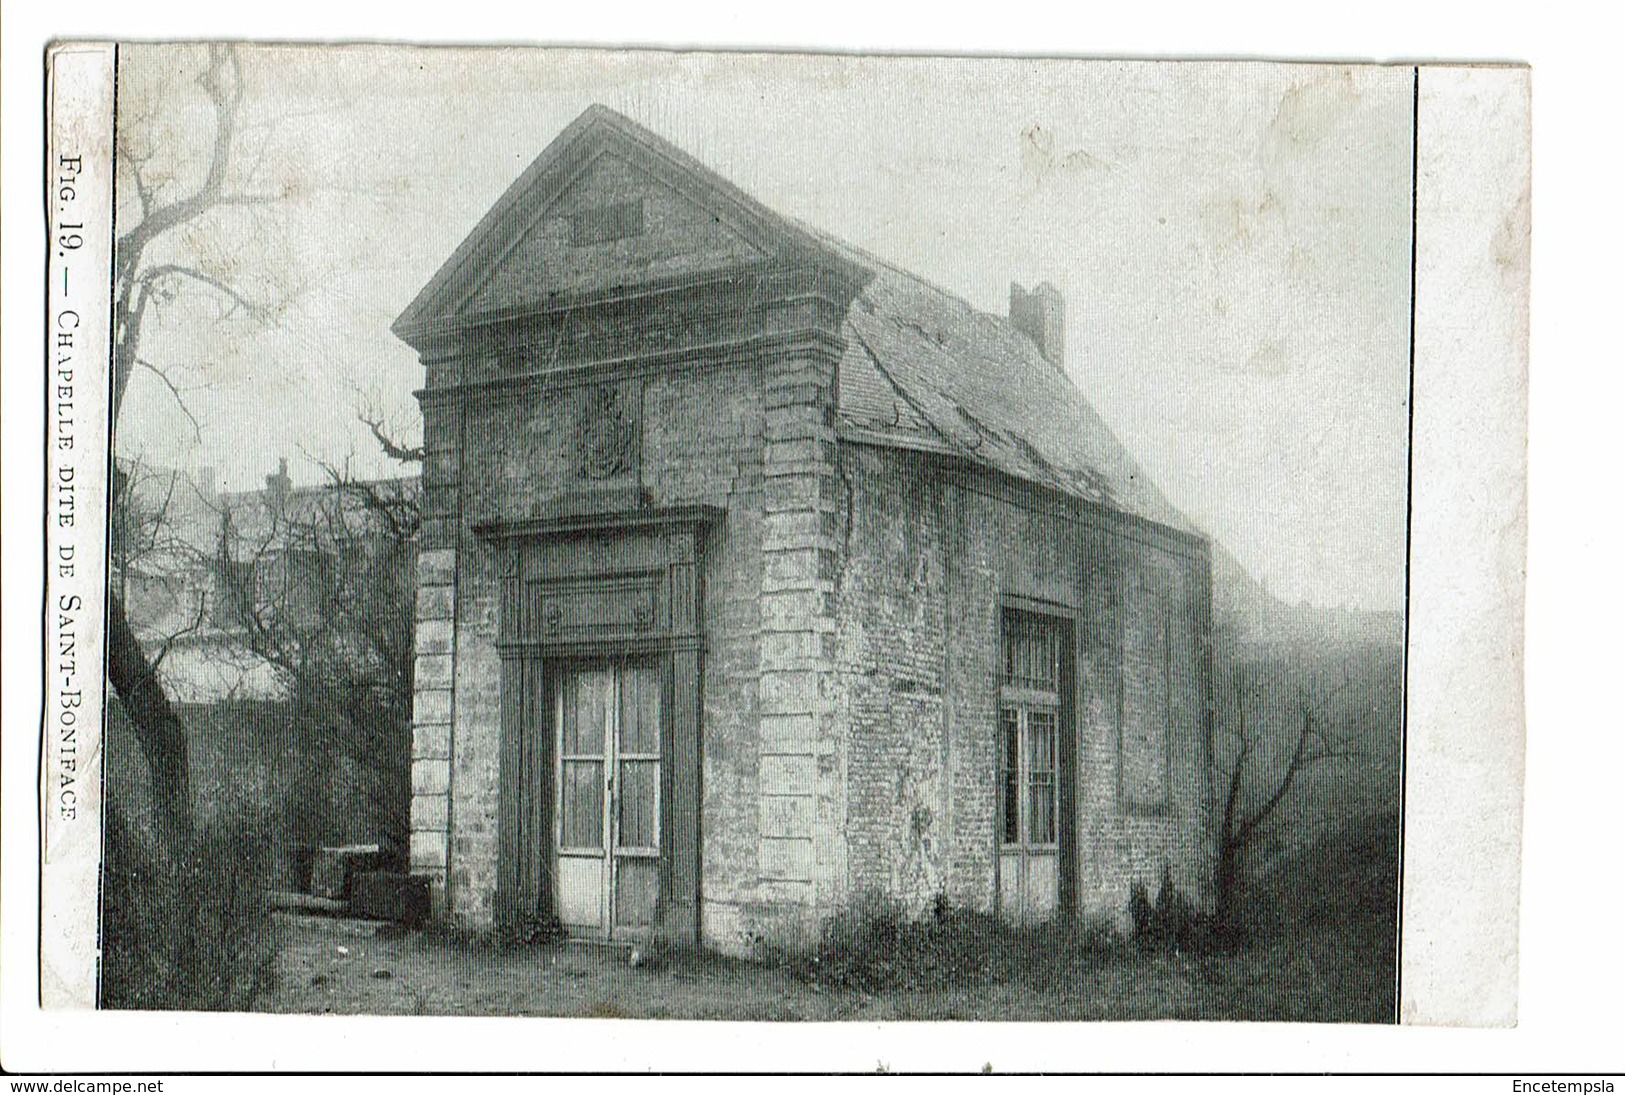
[497,912,567,949]
[1129,865,1211,951]
[1191,812,1401,1022]
[210,472,417,853]
[101,799,282,1010]
[775,890,1122,994]
[1227,811,1400,944]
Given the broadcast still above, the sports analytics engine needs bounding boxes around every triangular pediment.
[394,105,859,347]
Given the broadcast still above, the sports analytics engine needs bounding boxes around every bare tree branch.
[134,359,203,443]
[358,410,425,464]
[1211,656,1365,927]
[115,46,246,279]
[143,590,210,682]
[138,263,261,319]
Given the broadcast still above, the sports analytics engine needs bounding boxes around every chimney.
[1010,281,1065,372]
[265,456,291,511]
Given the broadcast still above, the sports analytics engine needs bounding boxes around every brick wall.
[831,444,1214,926]
[831,446,950,914]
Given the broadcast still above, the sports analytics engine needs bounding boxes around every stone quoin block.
[411,759,450,797]
[411,721,452,763]
[416,583,456,623]
[409,830,448,872]
[417,548,458,586]
[410,793,449,833]
[412,688,453,729]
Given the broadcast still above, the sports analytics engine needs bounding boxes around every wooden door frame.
[482,505,719,945]
[995,599,1078,921]
[549,656,664,940]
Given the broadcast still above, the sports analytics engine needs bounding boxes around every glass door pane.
[612,662,661,933]
[617,761,659,849]
[558,669,609,852]
[617,662,660,755]
[614,663,660,853]
[1001,707,1021,845]
[1026,710,1056,845]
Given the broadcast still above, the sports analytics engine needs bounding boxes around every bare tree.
[108,45,286,846]
[1211,669,1357,929]
[204,455,418,855]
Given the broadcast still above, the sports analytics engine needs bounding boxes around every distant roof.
[397,105,1194,536]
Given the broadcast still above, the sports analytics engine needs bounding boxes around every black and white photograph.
[89,46,1420,1022]
[7,20,1559,1078]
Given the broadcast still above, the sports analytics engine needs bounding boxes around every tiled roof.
[816,230,1194,534]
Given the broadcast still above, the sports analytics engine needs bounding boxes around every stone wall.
[831,443,1214,926]
[409,347,779,934]
[410,368,1213,940]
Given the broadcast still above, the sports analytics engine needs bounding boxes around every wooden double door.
[552,659,663,940]
[490,510,712,945]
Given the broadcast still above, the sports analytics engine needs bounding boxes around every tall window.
[999,609,1061,848]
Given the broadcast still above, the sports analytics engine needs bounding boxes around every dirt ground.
[258,912,1392,1023]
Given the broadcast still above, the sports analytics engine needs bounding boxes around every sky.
[116,46,1413,612]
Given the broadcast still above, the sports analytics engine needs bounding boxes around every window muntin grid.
[1000,706,1058,849]
[1003,609,1060,693]
[999,609,1063,851]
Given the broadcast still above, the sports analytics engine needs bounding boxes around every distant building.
[393,106,1213,950]
[110,458,419,859]
[115,459,417,705]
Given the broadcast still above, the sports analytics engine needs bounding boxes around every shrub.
[498,912,566,948]
[101,800,282,1010]
[782,890,1118,993]
[1130,865,1211,952]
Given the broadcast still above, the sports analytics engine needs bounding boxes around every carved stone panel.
[578,383,638,480]
[558,379,643,512]
[522,572,664,643]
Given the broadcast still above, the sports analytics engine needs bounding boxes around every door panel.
[556,855,605,929]
[1025,853,1058,919]
[998,850,1022,915]
[613,857,659,930]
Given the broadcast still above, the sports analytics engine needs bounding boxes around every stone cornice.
[414,327,846,409]
[472,504,725,543]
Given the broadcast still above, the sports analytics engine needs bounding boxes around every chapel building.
[393,105,1213,950]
